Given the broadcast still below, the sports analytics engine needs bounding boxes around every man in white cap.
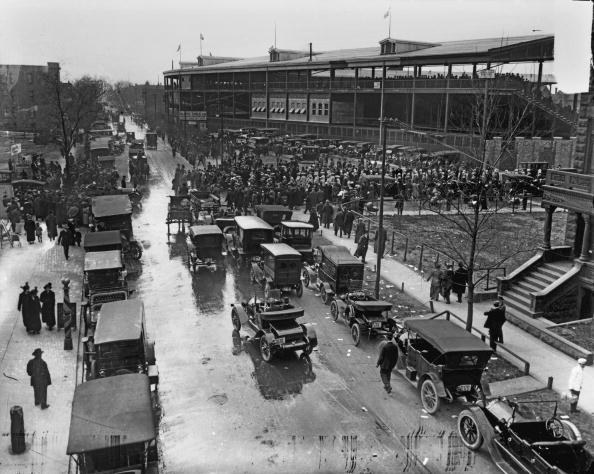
[568,357,587,413]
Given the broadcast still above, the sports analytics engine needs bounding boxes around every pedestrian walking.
[121,175,127,189]
[426,263,442,301]
[18,283,31,331]
[35,222,43,243]
[45,211,57,241]
[308,208,319,231]
[322,200,333,229]
[28,288,42,334]
[568,358,587,413]
[452,262,468,303]
[26,348,51,409]
[354,232,369,263]
[40,283,56,330]
[334,207,344,237]
[394,193,404,215]
[343,208,355,238]
[376,336,399,393]
[57,224,72,260]
[354,218,366,244]
[24,215,36,244]
[484,301,506,350]
[440,263,454,304]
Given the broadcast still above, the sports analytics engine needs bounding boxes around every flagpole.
[200,37,203,57]
[389,9,392,38]
[179,44,182,67]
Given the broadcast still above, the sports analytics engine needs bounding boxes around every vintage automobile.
[225,216,274,262]
[458,398,594,474]
[91,194,143,259]
[395,318,492,414]
[85,299,158,386]
[186,224,225,272]
[83,228,142,260]
[302,245,364,304]
[277,221,314,263]
[254,204,293,231]
[330,291,395,346]
[251,243,303,297]
[231,291,317,362]
[190,189,220,216]
[128,139,145,158]
[67,374,159,474]
[145,131,158,150]
[83,250,128,298]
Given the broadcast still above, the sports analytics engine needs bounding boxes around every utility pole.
[374,118,388,299]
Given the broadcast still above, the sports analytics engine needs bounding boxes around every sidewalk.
[294,211,594,414]
[0,237,83,473]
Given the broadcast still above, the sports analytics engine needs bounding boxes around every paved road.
[120,124,499,474]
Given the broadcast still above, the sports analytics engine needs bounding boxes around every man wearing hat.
[40,283,56,330]
[484,300,506,351]
[568,358,587,413]
[26,348,51,409]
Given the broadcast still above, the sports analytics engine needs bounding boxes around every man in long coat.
[17,283,31,331]
[452,262,468,303]
[26,348,51,408]
[40,283,56,330]
[343,209,355,238]
[321,200,334,229]
[376,336,399,393]
[27,288,42,334]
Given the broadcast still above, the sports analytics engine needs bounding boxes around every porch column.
[580,214,592,261]
[542,205,555,250]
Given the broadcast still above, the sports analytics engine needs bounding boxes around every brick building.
[0,62,60,134]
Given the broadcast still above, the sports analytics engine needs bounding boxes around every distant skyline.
[1,0,591,92]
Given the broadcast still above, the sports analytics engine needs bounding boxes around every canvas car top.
[83,230,121,249]
[404,319,492,354]
[319,245,361,265]
[281,221,314,229]
[91,194,132,217]
[83,250,123,271]
[189,225,224,237]
[94,299,144,345]
[67,374,155,454]
[234,215,273,230]
[261,243,302,257]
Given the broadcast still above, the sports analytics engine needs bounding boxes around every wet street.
[112,122,500,474]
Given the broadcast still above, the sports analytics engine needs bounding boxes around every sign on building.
[10,143,21,155]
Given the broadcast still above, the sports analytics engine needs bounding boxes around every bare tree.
[417,79,534,330]
[49,75,108,179]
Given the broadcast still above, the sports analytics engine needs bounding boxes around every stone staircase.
[502,260,575,318]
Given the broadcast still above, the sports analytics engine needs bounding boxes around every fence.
[429,310,531,375]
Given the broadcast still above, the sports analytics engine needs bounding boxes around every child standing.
[35,222,43,243]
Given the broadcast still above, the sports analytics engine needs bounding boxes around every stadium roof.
[164,34,553,75]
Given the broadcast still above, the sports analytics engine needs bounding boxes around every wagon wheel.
[351,323,361,346]
[260,336,273,362]
[302,270,310,287]
[420,379,441,415]
[295,281,303,297]
[330,301,339,321]
[457,410,484,451]
[231,309,241,331]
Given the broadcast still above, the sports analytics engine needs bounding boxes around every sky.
[1,0,591,92]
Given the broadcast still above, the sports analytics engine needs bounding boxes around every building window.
[318,103,323,115]
[311,103,316,116]
[324,103,329,116]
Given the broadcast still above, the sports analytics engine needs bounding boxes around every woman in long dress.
[24,216,36,244]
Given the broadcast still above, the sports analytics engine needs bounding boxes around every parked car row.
[68,191,160,474]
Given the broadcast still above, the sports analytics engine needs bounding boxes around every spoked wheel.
[260,337,273,362]
[302,270,310,287]
[457,410,484,451]
[351,323,361,346]
[231,309,241,331]
[295,281,303,297]
[130,243,142,260]
[330,301,339,321]
[420,379,441,415]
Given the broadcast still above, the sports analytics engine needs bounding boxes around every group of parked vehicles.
[66,124,161,473]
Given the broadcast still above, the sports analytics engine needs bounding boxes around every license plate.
[372,322,383,329]
[276,337,286,345]
[458,384,472,391]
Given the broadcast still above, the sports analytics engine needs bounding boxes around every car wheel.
[302,270,310,287]
[231,309,241,331]
[260,336,273,362]
[420,378,441,415]
[295,281,303,297]
[457,410,484,451]
[351,323,361,346]
[330,301,339,321]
